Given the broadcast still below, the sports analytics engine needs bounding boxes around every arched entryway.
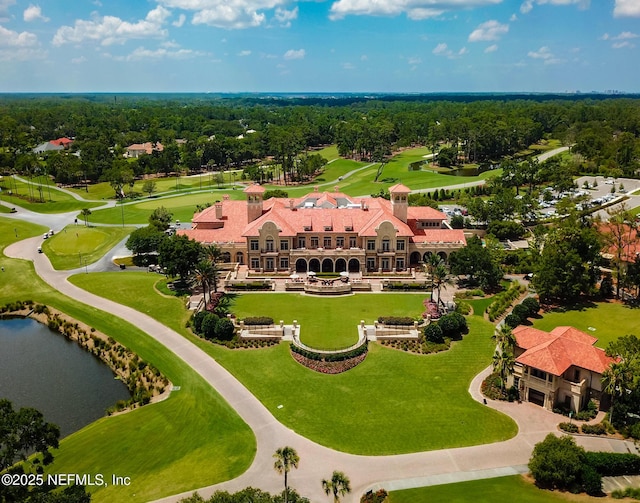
[295,258,307,272]
[410,252,421,267]
[322,258,334,273]
[221,252,231,263]
[309,258,320,273]
[335,258,347,273]
[423,251,433,263]
[437,251,447,262]
[236,251,244,264]
[348,258,360,273]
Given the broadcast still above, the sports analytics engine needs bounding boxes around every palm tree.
[192,260,215,305]
[273,446,299,503]
[80,208,92,227]
[602,362,627,425]
[492,349,515,394]
[322,471,351,503]
[492,325,516,355]
[432,262,452,307]
[204,243,223,264]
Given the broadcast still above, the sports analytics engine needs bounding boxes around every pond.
[0,317,131,438]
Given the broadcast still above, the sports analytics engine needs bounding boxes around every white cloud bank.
[614,0,640,17]
[329,0,501,21]
[468,20,508,42]
[24,4,49,22]
[53,6,171,46]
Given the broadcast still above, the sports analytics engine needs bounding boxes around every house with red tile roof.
[125,142,164,158]
[32,137,74,154]
[509,325,616,412]
[178,183,466,274]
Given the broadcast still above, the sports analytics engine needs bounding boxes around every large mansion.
[509,326,616,412]
[179,183,466,274]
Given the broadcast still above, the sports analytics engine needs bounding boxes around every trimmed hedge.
[584,452,640,476]
[377,316,414,326]
[228,282,271,290]
[559,422,579,433]
[243,316,274,326]
[384,282,428,290]
[486,283,526,322]
[290,341,368,362]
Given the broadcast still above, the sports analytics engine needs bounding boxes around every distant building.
[510,325,616,412]
[178,183,466,274]
[125,142,164,158]
[33,137,73,154]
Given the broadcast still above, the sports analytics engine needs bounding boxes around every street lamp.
[120,198,125,228]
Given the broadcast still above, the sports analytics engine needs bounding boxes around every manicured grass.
[316,144,340,161]
[42,225,135,270]
[0,177,103,213]
[388,475,597,503]
[0,218,255,503]
[0,204,10,213]
[88,189,246,224]
[67,273,517,455]
[231,293,426,349]
[532,301,640,349]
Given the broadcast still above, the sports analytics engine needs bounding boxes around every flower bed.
[291,351,367,374]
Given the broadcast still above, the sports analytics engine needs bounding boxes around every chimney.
[223,194,230,201]
[215,202,223,219]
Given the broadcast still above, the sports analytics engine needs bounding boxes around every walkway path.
[5,236,638,503]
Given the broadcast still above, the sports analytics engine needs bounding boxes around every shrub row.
[377,316,415,326]
[585,452,640,476]
[290,341,367,362]
[384,282,427,290]
[486,283,526,322]
[423,312,468,344]
[228,282,271,290]
[0,300,34,313]
[291,350,367,374]
[505,297,542,328]
[581,423,607,435]
[559,422,579,433]
[243,316,274,326]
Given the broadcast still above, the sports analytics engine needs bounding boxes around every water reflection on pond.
[0,317,131,438]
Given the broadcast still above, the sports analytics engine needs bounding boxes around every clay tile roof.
[514,325,615,376]
[388,183,411,193]
[244,184,265,194]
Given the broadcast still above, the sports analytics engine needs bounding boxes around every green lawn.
[42,225,135,270]
[0,204,10,213]
[0,178,103,213]
[0,218,255,503]
[87,190,246,225]
[68,273,517,455]
[388,475,597,503]
[231,293,427,349]
[532,301,640,349]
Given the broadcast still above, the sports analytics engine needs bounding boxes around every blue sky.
[0,0,639,93]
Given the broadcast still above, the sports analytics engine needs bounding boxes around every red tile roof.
[599,222,640,263]
[389,183,411,193]
[50,137,73,146]
[513,325,615,376]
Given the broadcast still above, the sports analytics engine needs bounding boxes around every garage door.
[528,389,545,407]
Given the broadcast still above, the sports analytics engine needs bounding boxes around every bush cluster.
[559,422,579,433]
[486,283,526,322]
[243,316,275,326]
[377,316,415,326]
[530,434,640,497]
[581,423,606,435]
[360,489,388,503]
[423,312,467,344]
[192,312,236,342]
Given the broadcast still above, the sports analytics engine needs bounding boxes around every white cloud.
[612,41,634,48]
[612,31,638,40]
[614,0,640,17]
[484,43,498,52]
[238,49,251,56]
[0,23,46,61]
[342,62,355,70]
[408,56,421,65]
[510,13,517,21]
[157,0,287,29]
[520,0,590,14]
[0,24,38,47]
[468,20,508,42]
[53,6,171,46]
[71,56,87,64]
[0,0,15,15]
[329,0,500,21]
[274,6,297,27]
[284,48,305,59]
[110,46,207,61]
[527,45,563,64]
[432,42,466,58]
[360,54,368,60]
[173,13,186,27]
[24,4,49,22]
